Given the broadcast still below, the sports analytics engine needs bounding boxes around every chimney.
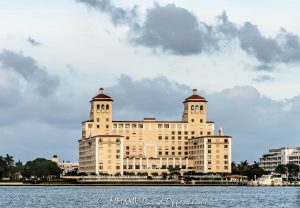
[218,128,223,136]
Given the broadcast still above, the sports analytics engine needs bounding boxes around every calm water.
[0,186,299,208]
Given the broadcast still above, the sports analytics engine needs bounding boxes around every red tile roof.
[183,94,207,103]
[91,93,113,102]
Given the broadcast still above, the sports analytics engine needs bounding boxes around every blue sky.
[0,0,300,163]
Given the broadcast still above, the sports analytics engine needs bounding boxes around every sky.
[0,0,300,163]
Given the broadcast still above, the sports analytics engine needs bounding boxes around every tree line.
[232,160,300,180]
[0,154,61,181]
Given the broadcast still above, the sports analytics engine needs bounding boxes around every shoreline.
[0,182,243,187]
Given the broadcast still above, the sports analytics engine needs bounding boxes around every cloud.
[77,1,300,67]
[27,37,41,46]
[131,3,217,55]
[106,75,190,120]
[252,75,274,82]
[76,0,138,26]
[1,74,299,162]
[0,49,59,97]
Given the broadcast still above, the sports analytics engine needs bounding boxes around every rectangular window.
[208,150,211,153]
[178,131,181,135]
[97,125,100,129]
[164,124,170,128]
[158,136,162,140]
[165,136,168,140]
[224,145,228,148]
[224,155,228,159]
[97,118,100,122]
[224,139,228,143]
[184,131,188,135]
[172,136,175,140]
[208,139,211,143]
[200,119,203,123]
[106,125,109,129]
[207,132,211,135]
[165,151,169,155]
[106,118,109,122]
[126,136,129,140]
[191,119,194,122]
[172,131,175,135]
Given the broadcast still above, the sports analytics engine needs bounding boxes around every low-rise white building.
[51,155,79,175]
[259,147,300,172]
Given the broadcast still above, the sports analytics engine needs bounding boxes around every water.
[0,186,299,208]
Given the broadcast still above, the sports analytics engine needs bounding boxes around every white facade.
[259,147,300,172]
[51,155,79,175]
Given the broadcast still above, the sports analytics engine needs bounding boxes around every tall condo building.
[78,88,232,175]
[259,147,300,172]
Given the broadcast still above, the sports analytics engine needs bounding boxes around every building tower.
[182,89,208,136]
[89,88,113,135]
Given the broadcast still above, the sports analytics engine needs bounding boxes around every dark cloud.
[76,0,138,26]
[218,13,300,66]
[27,37,41,46]
[131,3,217,55]
[252,75,274,82]
[77,1,300,66]
[0,49,59,97]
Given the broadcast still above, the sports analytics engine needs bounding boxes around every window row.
[96,104,110,110]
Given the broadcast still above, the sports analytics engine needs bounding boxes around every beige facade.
[79,88,232,175]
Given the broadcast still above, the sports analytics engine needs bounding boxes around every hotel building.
[78,88,232,175]
[259,147,300,172]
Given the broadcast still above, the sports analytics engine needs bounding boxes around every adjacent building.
[78,88,232,175]
[259,147,300,172]
[51,155,79,175]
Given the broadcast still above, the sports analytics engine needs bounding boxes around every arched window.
[200,105,204,111]
[101,104,105,110]
[195,105,199,111]
[191,105,194,111]
[106,104,109,110]
[96,104,100,110]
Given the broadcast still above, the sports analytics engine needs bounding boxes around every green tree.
[286,163,300,178]
[21,158,61,180]
[168,166,181,176]
[161,172,168,180]
[0,157,7,178]
[275,164,287,175]
[151,172,159,177]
